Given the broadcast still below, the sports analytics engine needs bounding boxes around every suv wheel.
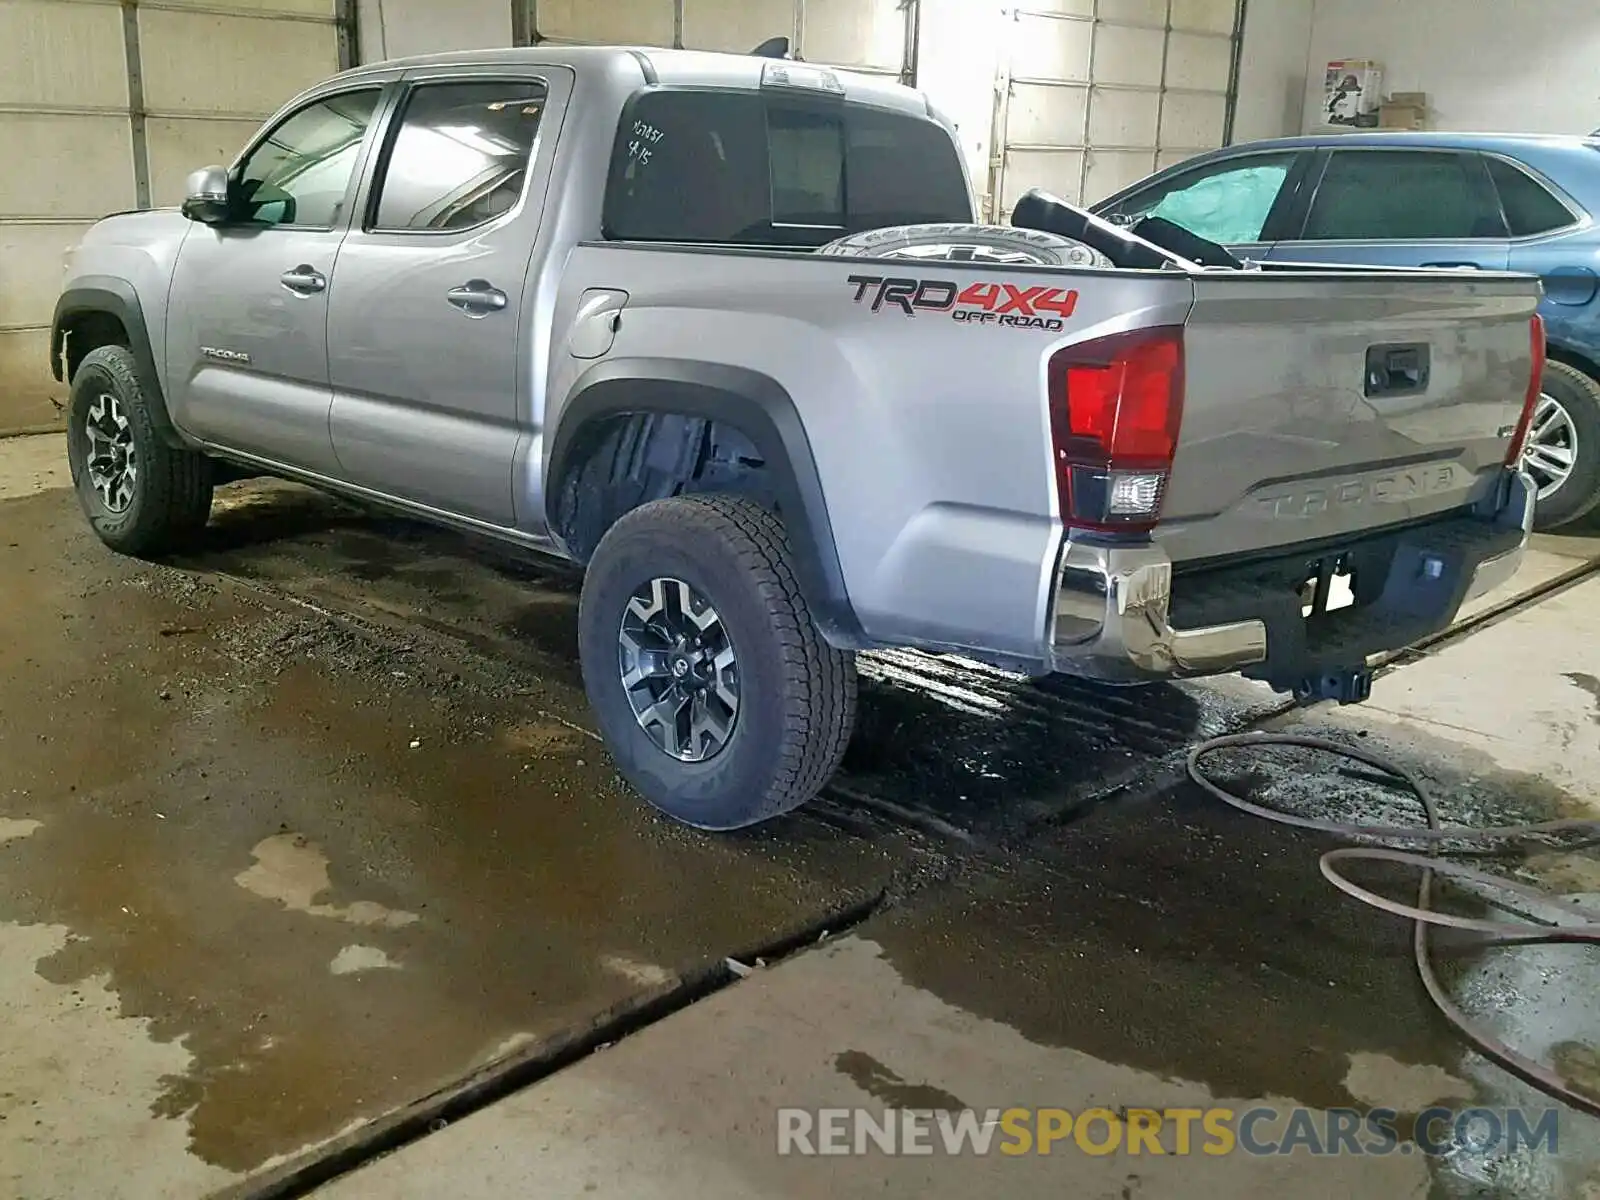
[1525,359,1600,530]
[577,494,857,830]
[66,344,214,556]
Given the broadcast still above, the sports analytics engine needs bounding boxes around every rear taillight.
[1506,314,1547,466]
[1047,326,1185,533]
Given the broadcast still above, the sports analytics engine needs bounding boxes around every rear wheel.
[577,494,857,830]
[1524,359,1600,530]
[65,344,213,556]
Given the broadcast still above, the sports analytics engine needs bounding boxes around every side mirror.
[181,165,231,225]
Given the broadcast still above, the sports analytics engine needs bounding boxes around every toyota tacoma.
[52,46,1542,829]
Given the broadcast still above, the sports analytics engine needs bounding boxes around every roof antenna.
[750,36,791,58]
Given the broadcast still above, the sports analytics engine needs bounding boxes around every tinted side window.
[1302,150,1505,241]
[1486,157,1574,237]
[604,90,972,245]
[1105,153,1297,244]
[234,90,381,228]
[371,81,546,232]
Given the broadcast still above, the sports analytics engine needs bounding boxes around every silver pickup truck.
[51,45,1542,830]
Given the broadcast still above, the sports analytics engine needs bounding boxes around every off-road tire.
[578,494,858,830]
[1529,359,1600,530]
[66,344,213,556]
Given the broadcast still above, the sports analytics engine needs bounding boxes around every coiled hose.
[1187,732,1600,1118]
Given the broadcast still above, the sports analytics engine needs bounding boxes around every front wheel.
[65,344,213,556]
[1525,359,1600,531]
[577,495,858,830]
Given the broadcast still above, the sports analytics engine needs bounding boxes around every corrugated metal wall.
[991,0,1242,214]
[0,0,349,435]
[519,0,913,81]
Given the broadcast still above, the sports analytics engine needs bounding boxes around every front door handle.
[1422,261,1484,270]
[446,280,508,317]
[280,265,327,295]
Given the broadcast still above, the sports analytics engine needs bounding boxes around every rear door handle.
[1422,261,1484,270]
[446,280,508,317]
[280,265,326,295]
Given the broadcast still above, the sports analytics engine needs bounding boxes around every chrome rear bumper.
[1049,469,1536,684]
[1049,544,1269,681]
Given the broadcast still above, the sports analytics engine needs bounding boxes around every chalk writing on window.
[628,119,665,166]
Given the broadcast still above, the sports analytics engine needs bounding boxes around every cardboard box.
[1380,107,1427,130]
[1322,59,1384,129]
[1379,91,1428,130]
[1380,102,1427,130]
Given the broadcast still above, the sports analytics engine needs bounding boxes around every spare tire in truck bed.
[817,223,1113,268]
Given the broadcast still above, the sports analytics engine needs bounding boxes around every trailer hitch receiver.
[1295,669,1374,706]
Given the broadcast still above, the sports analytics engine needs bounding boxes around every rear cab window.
[603,88,973,247]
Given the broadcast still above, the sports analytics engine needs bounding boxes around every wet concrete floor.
[0,486,912,1195]
[314,715,1600,1199]
[3,450,1599,1198]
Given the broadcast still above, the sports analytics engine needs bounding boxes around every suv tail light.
[1505,314,1547,467]
[1047,326,1185,533]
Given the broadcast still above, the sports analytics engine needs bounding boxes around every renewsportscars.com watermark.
[776,1106,1562,1158]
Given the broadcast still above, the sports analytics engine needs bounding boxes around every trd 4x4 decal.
[846,274,1078,332]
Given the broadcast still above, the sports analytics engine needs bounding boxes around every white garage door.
[0,0,348,434]
[991,0,1241,219]
[520,0,912,80]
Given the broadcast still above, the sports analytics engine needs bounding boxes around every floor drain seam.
[215,891,887,1200]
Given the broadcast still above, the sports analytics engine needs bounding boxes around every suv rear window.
[603,89,972,246]
[1485,156,1575,237]
[1302,149,1506,241]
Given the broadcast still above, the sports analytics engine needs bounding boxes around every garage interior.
[3,1,1600,1198]
[7,0,1600,434]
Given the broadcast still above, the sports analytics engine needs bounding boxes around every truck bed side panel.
[547,244,1191,661]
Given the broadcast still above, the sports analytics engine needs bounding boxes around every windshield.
[603,89,973,247]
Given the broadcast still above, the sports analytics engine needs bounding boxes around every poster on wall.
[1322,59,1384,129]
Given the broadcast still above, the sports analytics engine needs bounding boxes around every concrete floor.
[0,430,67,500]
[0,445,906,1197]
[314,583,1600,1200]
[1,433,1598,1199]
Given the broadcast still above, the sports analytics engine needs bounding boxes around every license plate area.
[1300,554,1357,619]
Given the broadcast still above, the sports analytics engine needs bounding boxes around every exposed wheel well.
[64,311,131,382]
[550,411,777,563]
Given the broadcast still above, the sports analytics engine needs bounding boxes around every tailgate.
[1157,268,1540,565]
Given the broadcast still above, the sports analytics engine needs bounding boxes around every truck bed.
[547,240,1540,671]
